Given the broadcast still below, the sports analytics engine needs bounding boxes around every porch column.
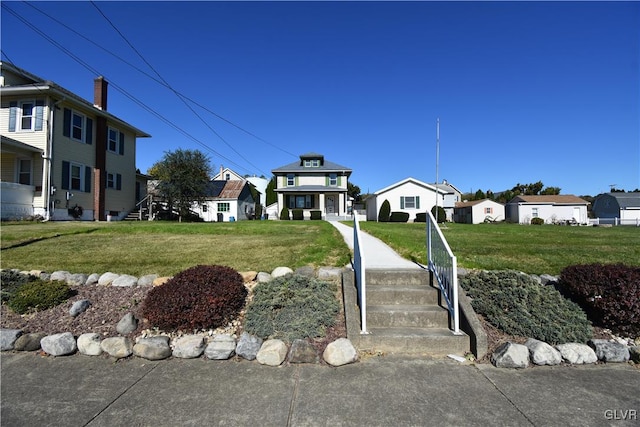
[319,194,326,215]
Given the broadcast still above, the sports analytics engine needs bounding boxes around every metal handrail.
[426,210,461,335]
[352,210,368,334]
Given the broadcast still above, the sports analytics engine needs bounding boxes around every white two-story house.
[0,62,150,221]
[271,153,352,219]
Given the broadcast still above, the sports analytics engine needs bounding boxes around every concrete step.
[366,305,449,329]
[357,327,470,356]
[366,269,429,286]
[366,285,439,306]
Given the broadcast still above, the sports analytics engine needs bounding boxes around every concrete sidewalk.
[2,352,638,426]
[328,220,422,269]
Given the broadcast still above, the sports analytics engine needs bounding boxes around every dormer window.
[304,159,320,167]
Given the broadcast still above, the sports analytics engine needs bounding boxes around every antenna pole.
[435,118,440,222]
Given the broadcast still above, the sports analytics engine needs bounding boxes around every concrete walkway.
[328,220,422,269]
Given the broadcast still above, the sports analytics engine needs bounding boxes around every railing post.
[353,210,368,334]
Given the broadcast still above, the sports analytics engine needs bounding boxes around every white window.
[218,202,230,212]
[108,128,119,152]
[18,159,32,185]
[107,172,115,189]
[287,174,295,186]
[225,173,230,181]
[304,159,320,167]
[72,111,85,141]
[329,173,338,186]
[288,195,314,209]
[532,208,539,218]
[20,101,34,130]
[485,207,493,214]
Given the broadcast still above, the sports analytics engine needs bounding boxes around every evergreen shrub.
[1,270,36,303]
[7,279,75,314]
[292,209,304,220]
[531,217,545,225]
[431,205,446,223]
[414,212,427,223]
[141,265,247,331]
[378,199,391,222]
[389,211,410,222]
[244,274,339,342]
[559,263,640,337]
[310,210,322,220]
[460,270,592,344]
[280,206,290,220]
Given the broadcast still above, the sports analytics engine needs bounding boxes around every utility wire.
[2,2,257,175]
[20,0,298,160]
[89,1,270,177]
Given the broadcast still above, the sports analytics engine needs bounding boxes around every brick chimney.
[93,76,108,110]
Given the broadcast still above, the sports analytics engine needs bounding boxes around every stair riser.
[366,271,429,286]
[367,289,439,306]
[355,335,470,356]
[367,311,449,329]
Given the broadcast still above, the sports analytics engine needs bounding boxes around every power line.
[20,1,298,160]
[1,2,259,176]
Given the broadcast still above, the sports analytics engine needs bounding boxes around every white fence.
[588,218,640,226]
[352,211,368,334]
[426,210,461,335]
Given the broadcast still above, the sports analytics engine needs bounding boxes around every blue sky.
[2,1,639,196]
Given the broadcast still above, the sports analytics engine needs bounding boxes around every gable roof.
[1,61,150,138]
[272,153,352,174]
[204,180,250,200]
[374,177,444,196]
[455,199,504,208]
[508,195,589,205]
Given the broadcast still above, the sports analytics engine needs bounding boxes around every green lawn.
[358,222,640,275]
[0,221,351,276]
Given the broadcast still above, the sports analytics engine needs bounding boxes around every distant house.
[454,199,505,224]
[212,166,269,213]
[196,179,256,222]
[505,195,589,224]
[435,180,463,221]
[591,192,640,224]
[366,177,445,222]
[272,153,352,219]
[0,61,150,221]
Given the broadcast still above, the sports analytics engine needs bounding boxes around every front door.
[326,195,335,214]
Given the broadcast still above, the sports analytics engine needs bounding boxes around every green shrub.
[292,209,304,220]
[1,270,37,303]
[414,212,427,223]
[7,279,75,314]
[431,205,446,223]
[141,265,247,331]
[460,270,592,344]
[378,199,391,222]
[531,217,545,225]
[310,210,322,220]
[279,206,290,220]
[389,211,410,222]
[244,274,339,342]
[559,263,640,337]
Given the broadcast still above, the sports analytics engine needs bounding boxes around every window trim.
[217,202,230,212]
[17,158,32,185]
[286,174,295,186]
[400,196,420,210]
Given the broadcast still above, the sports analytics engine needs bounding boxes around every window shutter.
[416,196,420,210]
[8,101,17,131]
[119,133,125,155]
[84,166,92,193]
[400,196,405,209]
[85,118,93,145]
[295,176,299,186]
[338,176,342,186]
[61,161,70,190]
[116,173,122,190]
[63,108,71,137]
[35,100,44,131]
[325,176,329,186]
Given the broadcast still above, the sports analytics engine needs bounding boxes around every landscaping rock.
[323,338,357,367]
[492,342,529,369]
[525,338,562,366]
[101,337,133,358]
[1,329,23,351]
[137,274,158,287]
[539,274,558,285]
[256,339,288,366]
[294,266,315,278]
[318,267,342,279]
[14,332,46,351]
[236,332,263,361]
[69,299,91,317]
[289,339,318,364]
[86,273,100,286]
[205,334,236,360]
[67,273,88,286]
[112,274,138,287]
[588,339,630,363]
[256,272,272,283]
[172,335,206,359]
[271,267,293,278]
[50,270,71,282]
[133,336,172,360]
[153,276,171,287]
[629,346,640,363]
[77,333,103,356]
[39,272,51,281]
[116,313,138,335]
[240,271,257,283]
[98,272,120,286]
[41,332,77,356]
[555,343,598,364]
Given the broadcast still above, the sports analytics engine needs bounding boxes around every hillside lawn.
[358,222,640,276]
[0,221,351,277]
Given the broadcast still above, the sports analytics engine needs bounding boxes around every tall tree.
[348,182,362,202]
[265,176,277,206]
[148,149,212,222]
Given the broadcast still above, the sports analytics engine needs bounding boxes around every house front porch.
[276,187,350,219]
